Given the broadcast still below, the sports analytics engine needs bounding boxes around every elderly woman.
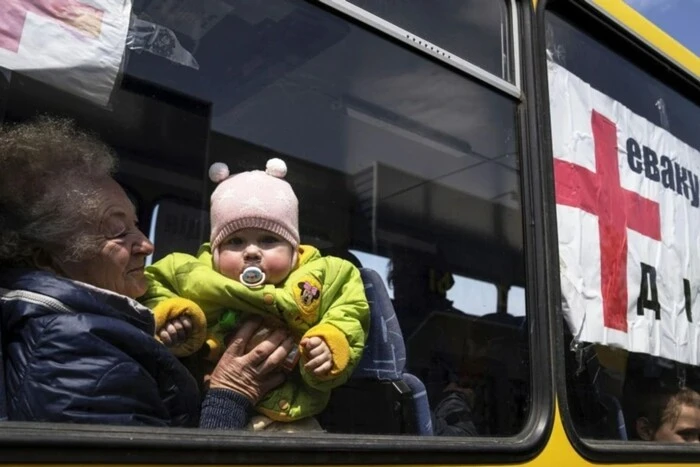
[0,117,293,428]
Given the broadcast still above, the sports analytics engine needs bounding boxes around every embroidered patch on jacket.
[293,276,322,323]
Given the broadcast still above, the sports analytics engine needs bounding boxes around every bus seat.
[598,392,627,440]
[401,372,433,435]
[319,268,433,435]
[566,339,629,440]
[353,268,406,380]
[591,346,628,440]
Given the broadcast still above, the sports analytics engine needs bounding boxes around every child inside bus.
[141,158,370,431]
[632,385,700,443]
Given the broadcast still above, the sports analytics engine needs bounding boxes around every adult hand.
[208,317,294,404]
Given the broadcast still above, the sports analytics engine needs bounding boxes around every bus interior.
[0,0,529,437]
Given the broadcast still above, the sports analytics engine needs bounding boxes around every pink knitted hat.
[209,158,299,253]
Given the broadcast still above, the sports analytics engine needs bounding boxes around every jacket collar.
[0,268,155,334]
[296,245,321,266]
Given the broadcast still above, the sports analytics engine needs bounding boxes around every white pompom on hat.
[265,158,287,178]
[208,162,230,183]
[209,158,299,255]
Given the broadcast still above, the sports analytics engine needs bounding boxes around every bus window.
[507,286,526,318]
[0,0,532,458]
[0,69,8,122]
[344,0,512,81]
[127,2,529,439]
[545,2,700,450]
[447,274,498,317]
[146,199,211,265]
[350,249,393,298]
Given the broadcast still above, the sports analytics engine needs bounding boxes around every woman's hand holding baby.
[209,317,295,404]
[300,336,332,376]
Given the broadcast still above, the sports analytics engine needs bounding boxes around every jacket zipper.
[0,288,76,315]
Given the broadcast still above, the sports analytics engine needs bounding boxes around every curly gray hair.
[0,117,117,267]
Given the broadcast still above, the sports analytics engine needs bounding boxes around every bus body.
[0,0,699,465]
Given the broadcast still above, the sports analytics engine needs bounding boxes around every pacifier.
[240,266,266,288]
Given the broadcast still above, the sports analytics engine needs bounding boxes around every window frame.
[536,0,700,462]
[0,0,554,463]
[315,0,522,98]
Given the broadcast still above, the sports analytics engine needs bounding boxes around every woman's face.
[55,178,154,298]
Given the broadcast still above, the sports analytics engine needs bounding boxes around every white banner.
[0,0,132,106]
[549,60,700,365]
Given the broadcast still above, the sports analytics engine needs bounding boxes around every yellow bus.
[0,0,699,464]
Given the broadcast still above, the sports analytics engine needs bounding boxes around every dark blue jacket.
[0,269,250,428]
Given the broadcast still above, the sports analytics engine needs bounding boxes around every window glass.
[146,199,211,266]
[507,286,526,317]
[546,13,700,149]
[0,0,528,441]
[447,275,497,316]
[347,0,512,81]
[350,250,393,298]
[546,10,700,444]
[0,69,8,121]
[346,250,503,319]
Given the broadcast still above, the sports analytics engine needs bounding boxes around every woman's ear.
[31,248,70,278]
[636,417,654,441]
[31,248,56,272]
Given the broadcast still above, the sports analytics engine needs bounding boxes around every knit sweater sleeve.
[199,389,254,430]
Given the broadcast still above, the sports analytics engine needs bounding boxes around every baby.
[141,158,369,427]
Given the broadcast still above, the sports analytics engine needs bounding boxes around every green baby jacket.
[141,244,369,421]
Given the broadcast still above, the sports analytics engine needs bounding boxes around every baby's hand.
[158,316,193,347]
[300,336,332,376]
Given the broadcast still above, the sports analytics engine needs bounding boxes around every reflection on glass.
[349,0,511,80]
[546,12,700,151]
[2,0,528,439]
[507,286,526,317]
[448,275,497,316]
[129,0,526,437]
[351,249,393,298]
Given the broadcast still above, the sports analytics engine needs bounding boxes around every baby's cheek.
[217,251,243,280]
[266,260,293,284]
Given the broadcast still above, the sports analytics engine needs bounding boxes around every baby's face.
[217,228,294,285]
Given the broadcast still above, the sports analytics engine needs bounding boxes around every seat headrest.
[353,268,406,380]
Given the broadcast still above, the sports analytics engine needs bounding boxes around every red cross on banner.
[554,110,662,332]
[0,0,104,53]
